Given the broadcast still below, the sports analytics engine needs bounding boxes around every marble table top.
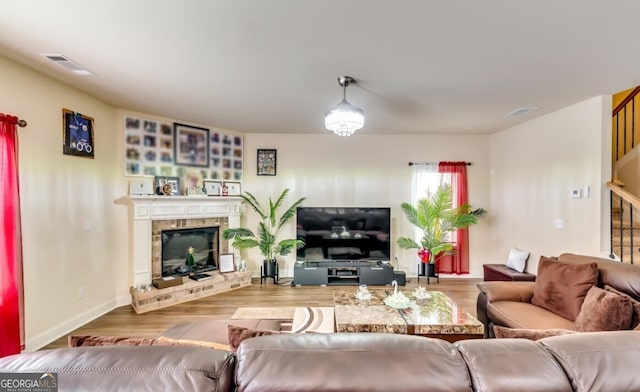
[333,289,483,336]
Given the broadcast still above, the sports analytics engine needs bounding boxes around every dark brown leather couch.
[477,253,640,338]
[2,331,640,391]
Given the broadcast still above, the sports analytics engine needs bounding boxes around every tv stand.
[293,260,394,286]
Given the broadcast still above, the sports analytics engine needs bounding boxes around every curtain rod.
[17,119,27,127]
[408,161,471,166]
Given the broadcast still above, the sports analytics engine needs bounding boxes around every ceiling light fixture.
[324,76,364,136]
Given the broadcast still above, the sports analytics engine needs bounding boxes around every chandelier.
[324,76,364,136]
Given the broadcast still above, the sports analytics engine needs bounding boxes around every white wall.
[241,133,493,277]
[488,96,612,273]
[0,56,125,351]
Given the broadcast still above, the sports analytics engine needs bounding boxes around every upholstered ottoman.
[159,319,281,346]
[483,264,536,282]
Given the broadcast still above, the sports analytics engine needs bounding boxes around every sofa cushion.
[455,337,573,392]
[487,301,575,330]
[0,346,234,392]
[227,325,285,353]
[493,325,576,340]
[235,333,472,392]
[531,256,598,321]
[539,331,640,392]
[604,285,640,329]
[574,286,633,332]
[505,247,530,273]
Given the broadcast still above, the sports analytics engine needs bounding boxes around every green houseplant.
[222,188,306,277]
[396,184,484,273]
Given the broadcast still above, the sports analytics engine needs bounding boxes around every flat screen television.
[296,207,391,261]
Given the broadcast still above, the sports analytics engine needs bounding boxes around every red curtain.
[437,162,469,275]
[0,114,24,357]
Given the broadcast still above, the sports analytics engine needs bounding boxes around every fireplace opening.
[161,227,219,277]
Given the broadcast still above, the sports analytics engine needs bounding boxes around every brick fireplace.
[122,195,252,313]
[122,196,243,287]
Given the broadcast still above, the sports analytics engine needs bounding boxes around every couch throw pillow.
[505,247,530,273]
[156,336,231,351]
[493,326,575,340]
[68,335,161,347]
[604,285,640,329]
[227,325,284,353]
[574,286,633,332]
[531,256,598,321]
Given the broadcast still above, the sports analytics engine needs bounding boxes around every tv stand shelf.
[293,261,393,286]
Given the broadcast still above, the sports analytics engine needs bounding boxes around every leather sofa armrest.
[477,281,535,303]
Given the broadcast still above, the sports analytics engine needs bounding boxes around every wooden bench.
[483,264,536,282]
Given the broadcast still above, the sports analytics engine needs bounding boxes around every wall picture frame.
[174,123,210,167]
[63,109,95,158]
[257,148,277,176]
[154,176,180,196]
[203,180,223,196]
[224,181,242,196]
[219,253,236,273]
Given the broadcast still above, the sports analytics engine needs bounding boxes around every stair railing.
[613,86,640,162]
[607,181,640,264]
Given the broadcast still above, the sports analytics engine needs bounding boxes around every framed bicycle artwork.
[63,109,95,158]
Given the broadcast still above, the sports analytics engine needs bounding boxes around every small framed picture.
[174,123,210,167]
[224,181,242,196]
[154,176,180,196]
[203,180,223,196]
[62,109,95,158]
[257,148,277,176]
[219,253,236,273]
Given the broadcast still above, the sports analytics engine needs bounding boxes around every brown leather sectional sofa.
[1,331,640,391]
[477,253,640,338]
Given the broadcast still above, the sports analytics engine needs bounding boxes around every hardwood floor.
[42,277,482,349]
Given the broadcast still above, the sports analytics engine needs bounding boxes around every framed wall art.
[174,123,210,167]
[203,180,223,196]
[124,115,244,181]
[63,109,95,158]
[218,253,236,273]
[257,148,277,176]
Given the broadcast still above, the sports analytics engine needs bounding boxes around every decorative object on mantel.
[396,184,485,269]
[154,176,180,195]
[222,188,306,283]
[324,76,364,137]
[62,108,94,158]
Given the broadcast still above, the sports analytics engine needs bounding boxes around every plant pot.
[263,260,277,278]
[418,262,426,276]
[426,263,438,277]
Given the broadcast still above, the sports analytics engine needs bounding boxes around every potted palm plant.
[222,188,306,278]
[396,184,485,277]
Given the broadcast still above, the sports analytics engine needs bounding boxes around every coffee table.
[333,289,483,342]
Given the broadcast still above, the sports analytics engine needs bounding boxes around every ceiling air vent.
[41,54,93,75]
[504,107,539,117]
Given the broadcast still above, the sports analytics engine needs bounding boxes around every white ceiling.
[1,0,639,135]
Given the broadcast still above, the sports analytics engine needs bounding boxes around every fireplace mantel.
[121,196,243,287]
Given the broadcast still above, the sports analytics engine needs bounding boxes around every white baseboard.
[25,298,118,352]
[116,293,132,307]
